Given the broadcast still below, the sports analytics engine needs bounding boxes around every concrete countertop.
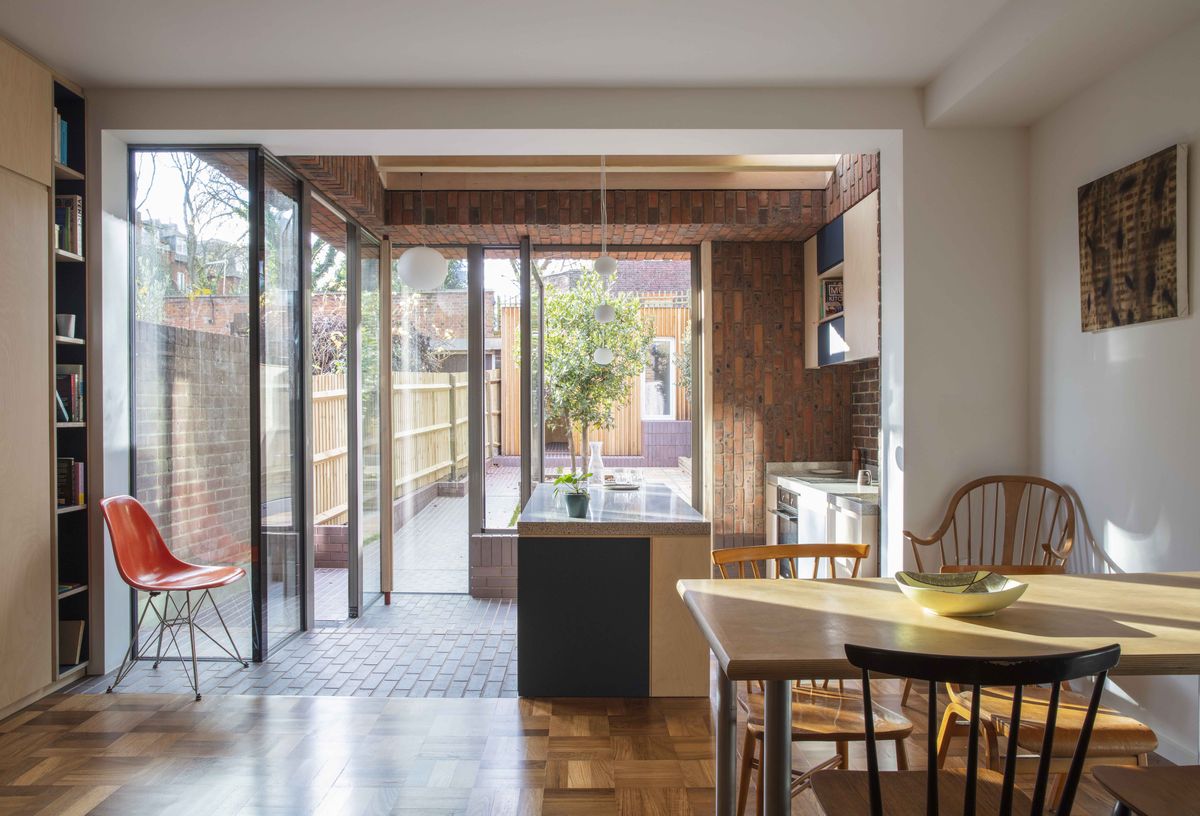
[766,463,880,515]
[517,482,711,537]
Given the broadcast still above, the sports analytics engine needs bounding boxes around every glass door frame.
[303,195,384,620]
[347,225,384,617]
[127,145,309,662]
[518,236,544,505]
[250,150,309,658]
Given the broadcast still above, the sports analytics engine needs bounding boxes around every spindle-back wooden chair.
[711,543,912,816]
[812,643,1121,816]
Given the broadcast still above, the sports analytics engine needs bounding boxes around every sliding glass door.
[130,148,306,660]
[257,156,304,649]
[352,230,383,615]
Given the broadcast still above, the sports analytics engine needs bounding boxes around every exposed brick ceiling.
[283,155,886,247]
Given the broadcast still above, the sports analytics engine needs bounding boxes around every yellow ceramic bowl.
[894,571,1027,617]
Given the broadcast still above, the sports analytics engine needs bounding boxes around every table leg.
[763,679,792,816]
[716,665,737,816]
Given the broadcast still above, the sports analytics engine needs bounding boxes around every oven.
[769,487,800,547]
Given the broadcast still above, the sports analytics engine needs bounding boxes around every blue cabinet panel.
[816,215,845,273]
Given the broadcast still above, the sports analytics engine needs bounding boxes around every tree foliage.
[542,267,653,470]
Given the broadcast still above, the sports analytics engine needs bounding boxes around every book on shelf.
[821,278,844,318]
[58,620,85,666]
[55,364,85,422]
[56,458,86,507]
[58,582,83,595]
[53,109,68,166]
[54,194,83,256]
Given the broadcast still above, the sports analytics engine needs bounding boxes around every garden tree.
[542,267,653,472]
[444,258,467,289]
[133,152,251,321]
[676,340,692,403]
[311,236,347,292]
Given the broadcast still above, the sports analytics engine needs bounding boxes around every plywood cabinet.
[804,189,879,367]
[842,190,880,361]
[0,167,53,710]
[0,39,51,186]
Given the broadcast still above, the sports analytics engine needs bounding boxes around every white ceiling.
[0,0,1009,88]
[2,0,1197,126]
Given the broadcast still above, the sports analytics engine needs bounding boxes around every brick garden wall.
[134,321,251,568]
[709,242,855,549]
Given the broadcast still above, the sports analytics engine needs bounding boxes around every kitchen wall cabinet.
[804,189,879,367]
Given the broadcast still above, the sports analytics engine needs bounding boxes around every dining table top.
[677,571,1200,680]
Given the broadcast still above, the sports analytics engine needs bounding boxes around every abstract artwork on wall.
[1078,144,1189,332]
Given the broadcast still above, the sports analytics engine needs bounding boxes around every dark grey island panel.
[517,536,650,697]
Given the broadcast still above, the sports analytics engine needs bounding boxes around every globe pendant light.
[594,154,617,323]
[593,347,614,365]
[594,302,616,323]
[396,173,447,290]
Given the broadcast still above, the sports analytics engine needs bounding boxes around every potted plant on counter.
[554,471,593,518]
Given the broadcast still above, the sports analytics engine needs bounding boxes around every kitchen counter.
[766,467,879,514]
[517,482,711,536]
[517,481,711,698]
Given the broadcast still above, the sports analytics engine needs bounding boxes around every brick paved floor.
[69,594,518,699]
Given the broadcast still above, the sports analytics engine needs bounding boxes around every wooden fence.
[311,370,483,527]
[499,294,690,457]
[309,294,687,523]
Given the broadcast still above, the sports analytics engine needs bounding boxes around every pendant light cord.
[419,172,427,248]
[600,154,608,258]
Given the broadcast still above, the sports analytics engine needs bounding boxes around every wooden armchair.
[901,476,1156,809]
[905,475,1076,573]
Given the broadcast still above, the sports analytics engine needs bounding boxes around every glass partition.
[259,157,304,645]
[389,246,470,592]
[309,195,350,621]
[131,149,253,657]
[357,232,383,610]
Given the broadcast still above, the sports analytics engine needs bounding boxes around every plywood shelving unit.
[50,78,91,681]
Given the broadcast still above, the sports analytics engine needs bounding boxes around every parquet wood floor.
[0,680,1123,815]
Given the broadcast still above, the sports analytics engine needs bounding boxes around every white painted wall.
[88,87,1030,579]
[1029,19,1200,762]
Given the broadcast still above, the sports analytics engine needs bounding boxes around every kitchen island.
[516,482,711,697]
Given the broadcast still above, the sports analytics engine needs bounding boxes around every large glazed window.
[131,149,253,657]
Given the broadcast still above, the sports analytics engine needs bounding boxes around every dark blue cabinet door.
[817,215,845,273]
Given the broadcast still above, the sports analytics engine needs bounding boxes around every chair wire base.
[106,588,249,701]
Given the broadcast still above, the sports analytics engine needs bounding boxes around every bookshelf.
[50,79,91,679]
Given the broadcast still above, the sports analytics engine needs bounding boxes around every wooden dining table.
[677,571,1200,816]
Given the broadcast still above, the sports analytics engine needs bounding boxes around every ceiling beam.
[382,170,831,191]
[374,154,841,174]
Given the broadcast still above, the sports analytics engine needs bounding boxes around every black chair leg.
[1111,803,1132,816]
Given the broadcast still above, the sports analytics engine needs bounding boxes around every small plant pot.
[564,491,590,518]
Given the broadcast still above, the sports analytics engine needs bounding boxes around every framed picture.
[822,278,844,318]
[1078,144,1188,331]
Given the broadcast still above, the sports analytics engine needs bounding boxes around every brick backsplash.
[709,241,854,550]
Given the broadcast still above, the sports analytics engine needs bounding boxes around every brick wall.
[134,321,251,568]
[709,242,854,549]
[825,153,880,221]
[849,359,880,466]
[384,189,825,245]
[470,533,518,598]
